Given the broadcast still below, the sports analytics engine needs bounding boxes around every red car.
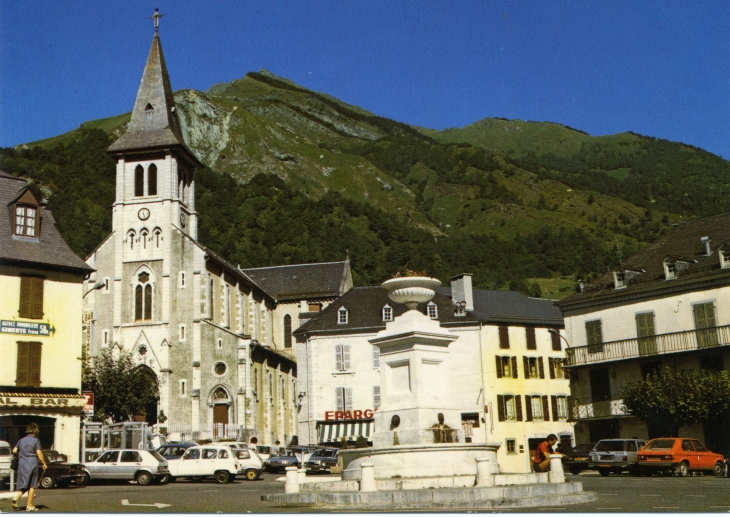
[637,438,724,477]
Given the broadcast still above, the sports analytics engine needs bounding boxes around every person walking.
[10,423,47,512]
[533,434,558,473]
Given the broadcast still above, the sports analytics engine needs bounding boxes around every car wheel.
[675,461,689,477]
[599,468,610,477]
[157,474,170,485]
[713,462,725,477]
[568,466,580,475]
[40,475,56,489]
[245,469,260,481]
[214,471,230,484]
[76,473,90,487]
[136,471,153,486]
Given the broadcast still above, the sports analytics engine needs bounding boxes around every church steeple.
[108,11,198,167]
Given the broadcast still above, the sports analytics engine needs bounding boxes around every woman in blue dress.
[11,423,48,512]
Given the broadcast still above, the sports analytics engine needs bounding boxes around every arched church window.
[128,230,136,250]
[134,165,144,197]
[148,164,157,196]
[283,315,292,348]
[209,278,215,321]
[135,271,152,322]
[153,228,161,248]
[141,229,148,249]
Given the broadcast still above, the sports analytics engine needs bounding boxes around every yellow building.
[0,171,92,461]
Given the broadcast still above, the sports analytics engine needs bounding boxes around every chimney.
[701,236,712,256]
[450,274,474,312]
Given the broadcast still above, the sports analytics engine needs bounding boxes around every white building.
[295,274,573,472]
[558,213,730,456]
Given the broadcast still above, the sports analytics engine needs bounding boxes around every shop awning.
[317,420,373,444]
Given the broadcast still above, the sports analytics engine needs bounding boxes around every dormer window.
[664,262,677,280]
[720,249,730,269]
[382,305,393,322]
[14,205,38,237]
[427,301,438,319]
[613,271,626,289]
[338,307,348,325]
[454,301,466,317]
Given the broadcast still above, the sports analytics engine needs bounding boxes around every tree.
[82,344,159,423]
[620,367,730,437]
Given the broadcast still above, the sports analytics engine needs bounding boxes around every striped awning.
[317,420,373,444]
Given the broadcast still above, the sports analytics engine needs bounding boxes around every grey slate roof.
[107,34,200,166]
[559,212,730,311]
[294,284,562,336]
[241,261,350,302]
[0,171,93,274]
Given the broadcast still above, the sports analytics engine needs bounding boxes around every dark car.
[264,447,319,472]
[39,450,89,489]
[563,443,596,475]
[156,443,198,460]
[305,448,339,473]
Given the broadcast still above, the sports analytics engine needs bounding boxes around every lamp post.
[548,328,570,348]
[83,281,106,298]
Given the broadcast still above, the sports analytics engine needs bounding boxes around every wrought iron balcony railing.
[565,325,730,367]
[567,396,630,421]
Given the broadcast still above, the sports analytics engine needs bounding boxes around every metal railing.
[565,325,730,367]
[567,396,629,421]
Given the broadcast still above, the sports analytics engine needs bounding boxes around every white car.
[168,444,262,483]
[83,449,169,485]
[0,440,11,485]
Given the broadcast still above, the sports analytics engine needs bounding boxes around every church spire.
[108,10,198,166]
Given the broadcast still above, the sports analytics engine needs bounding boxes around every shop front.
[316,409,374,446]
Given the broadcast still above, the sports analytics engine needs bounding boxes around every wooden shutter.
[551,330,562,351]
[525,396,533,421]
[549,358,556,379]
[538,357,545,379]
[30,277,43,319]
[497,395,505,422]
[511,357,518,378]
[515,395,523,421]
[542,395,550,421]
[551,396,559,422]
[16,341,30,386]
[19,277,32,318]
[495,356,503,378]
[526,327,536,350]
[344,387,353,411]
[523,356,530,379]
[336,387,344,412]
[499,326,510,349]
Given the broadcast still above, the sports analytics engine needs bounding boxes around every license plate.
[599,464,611,468]
[574,457,586,461]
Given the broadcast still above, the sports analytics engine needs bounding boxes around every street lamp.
[548,328,570,348]
[83,281,106,298]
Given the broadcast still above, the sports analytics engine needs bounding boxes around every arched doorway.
[131,364,159,426]
[210,386,231,439]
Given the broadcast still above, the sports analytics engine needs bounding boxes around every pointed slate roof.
[108,34,200,165]
[241,261,352,302]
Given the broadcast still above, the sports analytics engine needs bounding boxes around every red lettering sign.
[324,411,334,421]
[364,409,373,418]
[353,410,363,419]
[334,411,344,420]
[324,409,375,420]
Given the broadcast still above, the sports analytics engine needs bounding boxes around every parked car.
[562,443,596,475]
[637,438,725,477]
[39,450,88,488]
[255,445,273,462]
[589,438,647,476]
[167,444,262,483]
[0,440,11,487]
[305,448,339,473]
[156,443,198,460]
[83,449,169,485]
[264,446,319,472]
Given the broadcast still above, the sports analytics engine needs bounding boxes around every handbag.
[10,453,18,471]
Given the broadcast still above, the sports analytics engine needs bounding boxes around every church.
[83,16,350,444]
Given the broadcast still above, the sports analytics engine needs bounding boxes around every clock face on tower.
[138,208,150,221]
[180,213,187,227]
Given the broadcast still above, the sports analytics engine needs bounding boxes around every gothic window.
[154,228,161,248]
[148,164,157,196]
[134,165,144,197]
[134,271,152,322]
[140,229,148,249]
[208,279,215,321]
[128,230,136,250]
[283,315,292,348]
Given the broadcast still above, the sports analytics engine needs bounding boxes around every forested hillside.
[3,71,727,299]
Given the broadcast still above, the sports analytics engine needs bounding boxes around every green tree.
[82,345,159,423]
[620,367,730,437]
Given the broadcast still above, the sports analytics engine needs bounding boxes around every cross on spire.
[152,8,162,33]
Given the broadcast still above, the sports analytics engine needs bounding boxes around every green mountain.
[4,70,727,299]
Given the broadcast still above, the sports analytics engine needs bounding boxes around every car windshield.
[44,451,61,462]
[149,451,165,462]
[572,444,594,453]
[313,449,338,458]
[644,439,675,450]
[594,441,627,452]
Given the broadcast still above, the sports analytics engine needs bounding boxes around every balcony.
[565,325,730,367]
[568,396,630,421]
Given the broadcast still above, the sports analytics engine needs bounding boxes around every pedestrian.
[271,440,281,456]
[248,436,258,450]
[10,423,48,512]
[533,434,559,473]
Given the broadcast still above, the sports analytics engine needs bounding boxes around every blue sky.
[2,1,729,158]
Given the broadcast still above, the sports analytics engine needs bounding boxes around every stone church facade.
[82,25,308,444]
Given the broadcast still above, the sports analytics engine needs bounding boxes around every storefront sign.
[0,320,55,336]
[0,396,84,408]
[324,409,374,421]
[82,392,94,418]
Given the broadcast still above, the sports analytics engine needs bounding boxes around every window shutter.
[523,356,530,379]
[336,387,344,412]
[497,395,505,422]
[495,356,503,378]
[551,395,559,422]
[525,395,533,421]
[511,357,518,378]
[538,357,545,379]
[335,345,343,371]
[551,330,562,351]
[563,360,570,379]
[515,395,523,421]
[31,277,43,319]
[344,387,353,411]
[343,345,351,371]
[373,386,381,409]
[542,395,550,421]
[499,326,510,349]
[16,341,30,386]
[19,276,32,318]
[549,358,556,379]
[373,346,380,369]
[526,327,536,350]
